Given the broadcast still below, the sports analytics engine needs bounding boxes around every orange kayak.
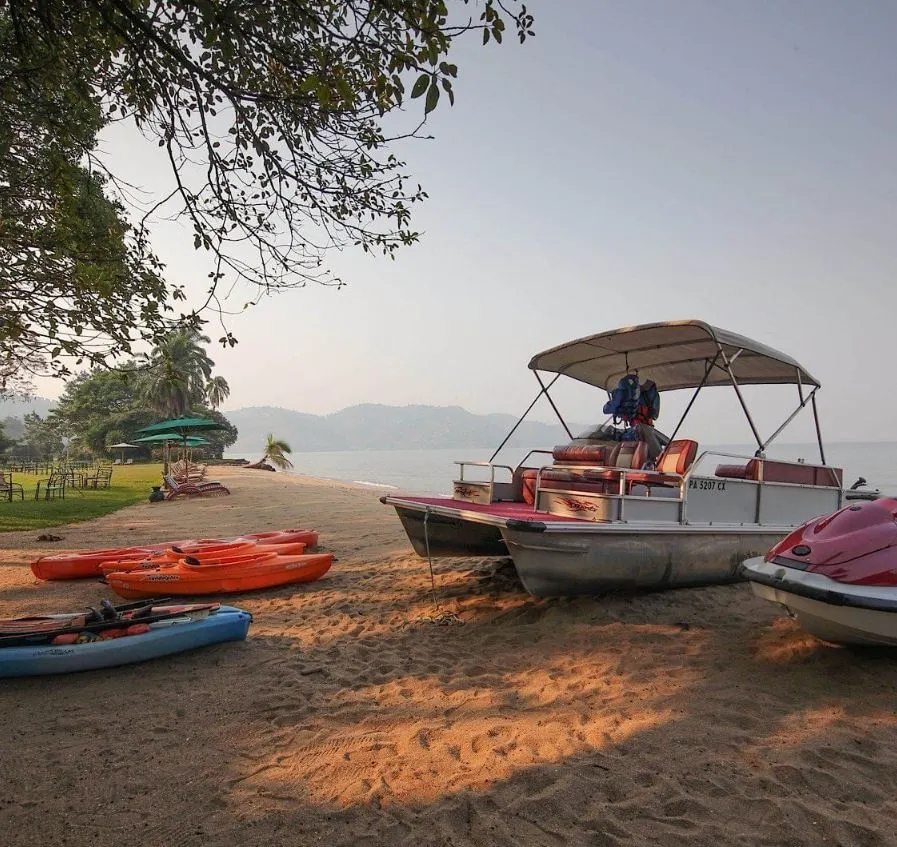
[98,539,311,574]
[30,529,319,581]
[106,552,333,598]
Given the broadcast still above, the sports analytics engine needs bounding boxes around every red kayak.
[97,536,315,575]
[30,529,319,581]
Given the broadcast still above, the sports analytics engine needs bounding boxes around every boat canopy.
[528,320,819,392]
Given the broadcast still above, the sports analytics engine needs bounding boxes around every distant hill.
[0,396,56,419]
[225,403,587,454]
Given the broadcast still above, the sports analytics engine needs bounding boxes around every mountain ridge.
[225,402,586,453]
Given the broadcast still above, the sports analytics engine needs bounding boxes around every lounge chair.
[162,473,230,500]
[170,459,208,483]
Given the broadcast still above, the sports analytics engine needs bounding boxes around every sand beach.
[2,465,897,846]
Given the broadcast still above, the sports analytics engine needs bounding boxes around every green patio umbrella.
[136,417,224,474]
[136,416,225,437]
[134,434,211,470]
[133,434,211,446]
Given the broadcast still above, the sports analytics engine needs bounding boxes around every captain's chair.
[626,439,699,493]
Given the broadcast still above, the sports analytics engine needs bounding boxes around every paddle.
[0,603,220,648]
[0,598,172,635]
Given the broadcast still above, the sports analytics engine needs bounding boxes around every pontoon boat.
[382,320,871,597]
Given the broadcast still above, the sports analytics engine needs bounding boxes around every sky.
[29,0,897,446]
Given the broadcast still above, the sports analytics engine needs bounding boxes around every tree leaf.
[410,73,429,99]
[441,78,455,106]
[425,81,440,114]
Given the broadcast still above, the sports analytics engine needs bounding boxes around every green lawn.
[0,464,164,532]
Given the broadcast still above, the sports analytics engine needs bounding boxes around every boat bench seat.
[520,442,649,504]
[714,459,843,487]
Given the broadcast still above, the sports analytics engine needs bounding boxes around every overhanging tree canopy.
[1,1,535,392]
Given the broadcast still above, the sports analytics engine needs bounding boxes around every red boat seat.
[746,459,843,487]
[520,469,537,505]
[715,460,842,487]
[520,444,614,504]
[551,444,612,464]
[627,439,699,491]
[521,467,610,504]
[657,440,698,475]
[533,441,650,498]
[715,463,749,479]
[611,441,649,470]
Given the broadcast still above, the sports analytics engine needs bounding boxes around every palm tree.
[247,433,293,470]
[205,375,230,409]
[142,328,216,417]
[142,358,190,418]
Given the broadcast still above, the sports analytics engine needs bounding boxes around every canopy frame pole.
[536,371,574,441]
[664,352,721,446]
[812,393,826,465]
[759,386,818,454]
[489,373,562,462]
[718,345,764,453]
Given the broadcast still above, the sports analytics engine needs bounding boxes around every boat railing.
[685,450,843,488]
[515,449,555,471]
[682,450,845,524]
[532,449,844,524]
[531,461,688,522]
[454,461,515,484]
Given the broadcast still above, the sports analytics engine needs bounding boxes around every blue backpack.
[603,374,641,423]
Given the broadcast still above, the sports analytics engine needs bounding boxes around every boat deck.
[387,495,587,523]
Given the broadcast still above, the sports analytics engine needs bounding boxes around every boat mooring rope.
[423,508,439,608]
[406,508,462,628]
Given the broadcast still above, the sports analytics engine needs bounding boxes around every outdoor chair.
[34,471,66,501]
[162,473,230,500]
[82,467,113,489]
[171,459,207,483]
[0,471,24,502]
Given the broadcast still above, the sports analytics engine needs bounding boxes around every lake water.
[227,442,897,498]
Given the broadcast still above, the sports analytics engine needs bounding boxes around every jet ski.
[741,497,897,646]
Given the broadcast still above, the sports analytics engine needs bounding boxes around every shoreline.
[2,465,897,845]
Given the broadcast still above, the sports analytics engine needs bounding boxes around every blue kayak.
[0,605,252,678]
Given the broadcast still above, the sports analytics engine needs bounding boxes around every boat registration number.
[688,479,727,492]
